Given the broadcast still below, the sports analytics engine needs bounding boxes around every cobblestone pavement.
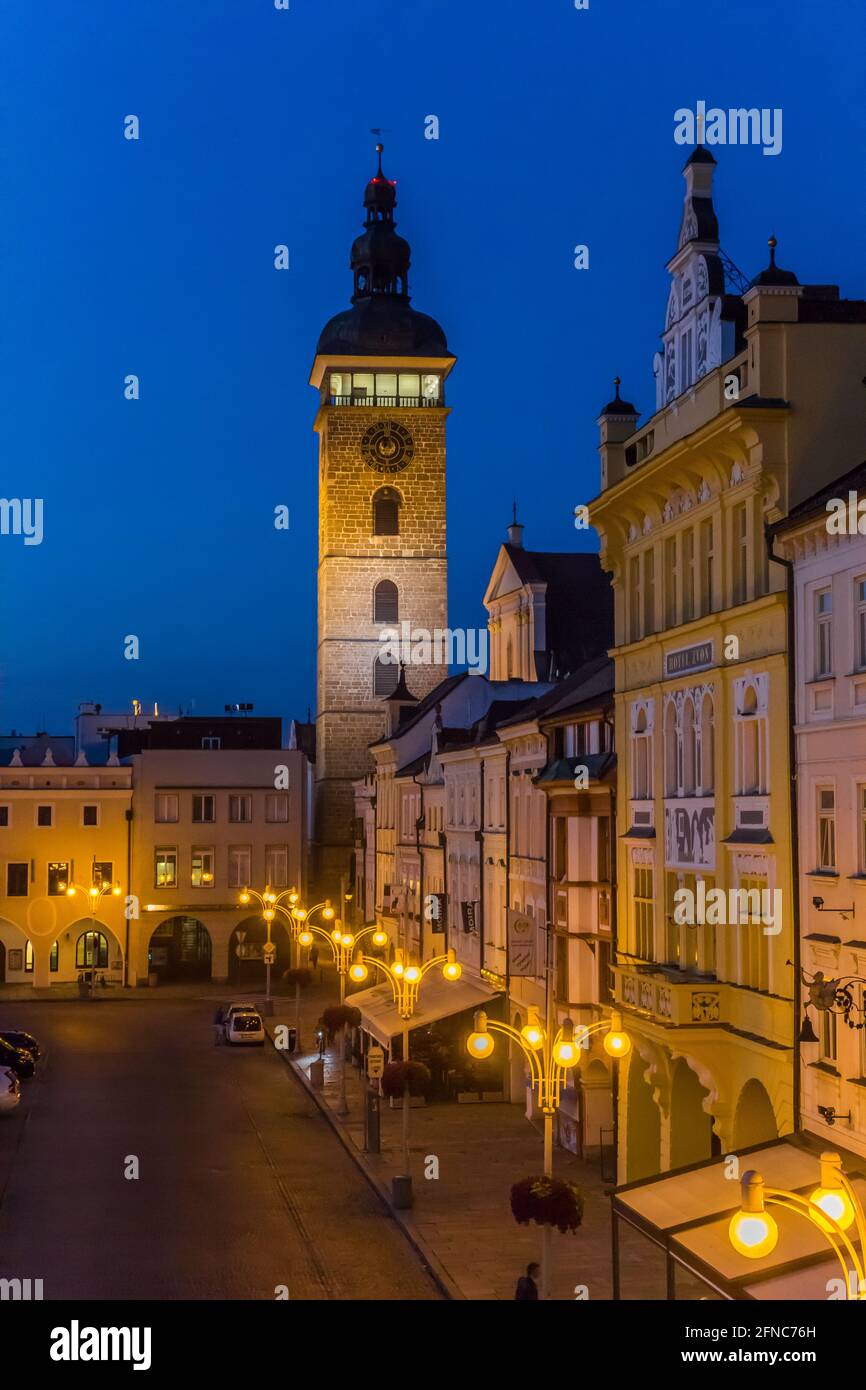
[0,996,440,1300]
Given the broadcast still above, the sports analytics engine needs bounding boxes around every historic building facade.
[311,147,454,898]
[589,148,866,1182]
[772,462,866,1159]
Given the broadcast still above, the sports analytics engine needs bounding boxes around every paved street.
[0,999,440,1301]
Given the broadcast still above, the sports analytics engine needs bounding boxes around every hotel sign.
[665,640,714,678]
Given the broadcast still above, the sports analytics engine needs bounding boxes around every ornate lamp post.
[238,885,309,1013]
[728,1153,866,1298]
[62,877,122,1000]
[466,1007,631,1300]
[347,946,462,1058]
[296,916,388,1003]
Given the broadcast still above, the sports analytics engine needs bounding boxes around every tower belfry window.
[373,488,400,536]
[374,580,399,624]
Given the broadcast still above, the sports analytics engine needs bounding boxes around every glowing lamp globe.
[521,1024,544,1050]
[239,892,250,905]
[810,1155,856,1232]
[392,961,404,977]
[294,908,307,921]
[331,928,342,943]
[298,930,313,947]
[404,965,422,984]
[603,1029,631,1058]
[349,962,368,983]
[443,960,462,981]
[553,1038,577,1067]
[467,1031,494,1059]
[88,887,99,899]
[263,908,275,923]
[728,1209,778,1259]
[341,933,354,948]
[372,930,388,947]
[112,885,122,896]
[323,906,335,921]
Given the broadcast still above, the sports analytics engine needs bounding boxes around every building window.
[6,863,28,896]
[682,527,695,623]
[265,845,288,889]
[817,788,836,871]
[191,849,214,888]
[155,848,177,888]
[76,931,108,971]
[0,806,9,827]
[634,866,654,961]
[820,1008,837,1065]
[629,555,641,643]
[735,684,766,795]
[856,579,866,670]
[737,874,768,992]
[374,657,399,697]
[555,934,569,1002]
[92,862,113,890]
[36,804,53,827]
[265,793,288,822]
[643,548,656,637]
[373,488,400,537]
[633,709,651,799]
[201,736,221,750]
[815,588,833,677]
[228,795,252,824]
[155,793,179,823]
[48,862,70,896]
[82,804,99,827]
[733,502,748,605]
[665,536,678,627]
[25,940,34,973]
[192,795,216,823]
[664,700,679,796]
[700,519,715,615]
[373,579,399,625]
[682,698,697,796]
[698,692,714,794]
[50,940,59,972]
[228,846,251,889]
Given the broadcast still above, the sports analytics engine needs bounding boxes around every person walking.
[514,1262,540,1301]
[212,1004,226,1046]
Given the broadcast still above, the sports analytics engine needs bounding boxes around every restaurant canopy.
[612,1133,866,1300]
[346,971,500,1048]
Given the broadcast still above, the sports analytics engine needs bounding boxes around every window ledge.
[808,1061,841,1077]
[806,869,840,878]
[806,675,836,686]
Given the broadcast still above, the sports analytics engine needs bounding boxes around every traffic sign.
[263,943,276,965]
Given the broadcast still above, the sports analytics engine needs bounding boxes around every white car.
[0,1067,20,1114]
[225,1010,265,1046]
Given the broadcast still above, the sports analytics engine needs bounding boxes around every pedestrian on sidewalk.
[514,1262,540,1301]
[212,1005,226,1045]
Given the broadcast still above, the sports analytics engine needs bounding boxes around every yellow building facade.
[589,148,866,1182]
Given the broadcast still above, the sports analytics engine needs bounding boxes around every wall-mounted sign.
[507,909,537,977]
[461,901,478,935]
[664,801,715,870]
[665,640,714,678]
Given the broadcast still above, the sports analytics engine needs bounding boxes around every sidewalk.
[266,972,653,1301]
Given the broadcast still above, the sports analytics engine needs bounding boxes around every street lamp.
[727,1154,866,1297]
[296,915,387,1003]
[62,877,122,1000]
[466,1007,631,1299]
[348,947,460,1056]
[238,885,307,1012]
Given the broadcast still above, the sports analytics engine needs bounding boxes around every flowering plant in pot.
[318,1005,362,1117]
[381,1060,431,1199]
[510,1175,585,1233]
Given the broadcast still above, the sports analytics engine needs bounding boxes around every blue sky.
[2,0,864,733]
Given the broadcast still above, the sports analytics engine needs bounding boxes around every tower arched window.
[373,488,400,537]
[373,580,399,624]
[374,658,399,698]
[699,692,714,794]
[664,700,679,796]
[682,698,697,796]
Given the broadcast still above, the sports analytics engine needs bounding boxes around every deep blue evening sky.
[2,0,864,734]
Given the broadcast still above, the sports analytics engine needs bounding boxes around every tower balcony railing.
[328,394,440,409]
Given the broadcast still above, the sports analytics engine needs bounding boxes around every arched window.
[664,700,679,796]
[373,488,400,536]
[699,692,714,794]
[76,930,108,969]
[682,699,697,796]
[740,686,760,793]
[373,579,398,624]
[633,709,649,800]
[374,657,399,698]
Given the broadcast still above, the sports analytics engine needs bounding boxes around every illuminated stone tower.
[310,146,454,895]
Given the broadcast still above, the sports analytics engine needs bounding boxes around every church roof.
[501,547,614,679]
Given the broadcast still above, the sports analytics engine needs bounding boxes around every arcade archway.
[148,916,213,982]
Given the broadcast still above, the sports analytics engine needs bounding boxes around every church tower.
[310,146,454,895]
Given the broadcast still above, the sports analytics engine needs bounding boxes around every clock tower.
[310,146,454,895]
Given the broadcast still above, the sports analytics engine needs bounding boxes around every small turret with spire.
[506,499,524,548]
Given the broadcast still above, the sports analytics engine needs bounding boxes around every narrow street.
[0,1000,440,1301]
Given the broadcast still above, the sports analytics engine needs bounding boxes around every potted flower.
[318,1005,362,1116]
[510,1175,584,1233]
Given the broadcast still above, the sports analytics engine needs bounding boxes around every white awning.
[346,970,500,1047]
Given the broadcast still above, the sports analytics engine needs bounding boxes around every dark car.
[0,1030,40,1061]
[0,1035,36,1080]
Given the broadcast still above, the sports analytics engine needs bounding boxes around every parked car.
[0,1035,36,1080]
[0,1030,40,1061]
[0,1067,20,1115]
[225,1011,265,1046]
[222,1002,257,1031]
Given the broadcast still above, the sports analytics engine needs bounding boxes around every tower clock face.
[361,420,415,473]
